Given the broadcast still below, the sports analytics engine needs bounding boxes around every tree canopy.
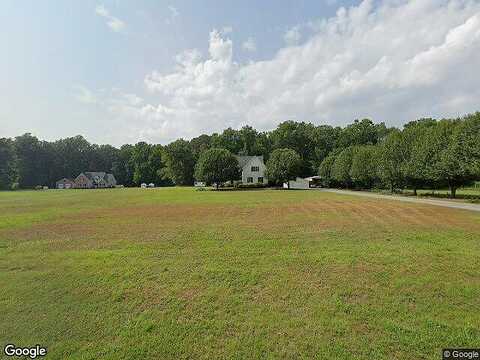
[194,148,240,188]
[1,111,479,197]
[265,148,302,187]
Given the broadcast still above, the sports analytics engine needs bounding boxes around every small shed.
[283,177,310,190]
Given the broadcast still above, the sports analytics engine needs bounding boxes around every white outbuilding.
[283,177,310,189]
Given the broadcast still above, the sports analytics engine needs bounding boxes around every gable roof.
[84,172,107,181]
[75,172,116,186]
[235,155,264,169]
[56,178,74,184]
[106,173,116,185]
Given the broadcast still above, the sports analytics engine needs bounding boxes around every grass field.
[1,188,479,359]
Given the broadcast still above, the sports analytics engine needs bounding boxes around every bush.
[234,183,267,189]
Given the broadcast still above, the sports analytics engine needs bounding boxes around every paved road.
[317,189,480,213]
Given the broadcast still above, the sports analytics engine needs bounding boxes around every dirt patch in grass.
[2,197,478,252]
[0,222,96,245]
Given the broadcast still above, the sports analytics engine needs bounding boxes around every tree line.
[0,112,479,197]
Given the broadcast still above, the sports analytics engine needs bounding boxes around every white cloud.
[95,4,126,33]
[242,37,257,52]
[89,0,480,144]
[166,5,179,24]
[73,85,99,105]
[284,26,302,45]
[222,26,233,34]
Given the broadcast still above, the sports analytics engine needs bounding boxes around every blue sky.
[2,0,480,145]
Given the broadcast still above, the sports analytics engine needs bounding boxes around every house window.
[247,177,253,183]
[258,177,263,183]
[251,166,259,172]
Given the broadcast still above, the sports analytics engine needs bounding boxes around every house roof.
[84,172,107,181]
[79,172,116,185]
[56,178,74,183]
[106,173,116,184]
[235,155,264,169]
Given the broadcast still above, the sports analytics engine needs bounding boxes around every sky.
[1,0,480,146]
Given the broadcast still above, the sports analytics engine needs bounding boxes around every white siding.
[284,177,310,189]
[241,157,267,184]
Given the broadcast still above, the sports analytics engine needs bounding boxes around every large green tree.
[52,135,92,179]
[401,119,437,195]
[350,145,379,189]
[331,147,354,188]
[318,152,337,187]
[312,125,341,167]
[190,134,212,161]
[89,144,120,173]
[270,121,318,176]
[194,148,240,188]
[378,130,406,192]
[429,119,479,197]
[460,113,480,175]
[337,119,390,148]
[0,138,18,190]
[162,139,195,185]
[112,144,135,186]
[15,133,55,188]
[265,148,301,188]
[130,142,168,186]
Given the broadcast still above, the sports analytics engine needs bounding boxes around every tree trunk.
[413,187,417,196]
[390,182,394,193]
[450,185,456,198]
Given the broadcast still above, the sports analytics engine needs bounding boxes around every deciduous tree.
[194,148,239,188]
[265,148,301,188]
[350,145,379,189]
[162,139,195,185]
[331,147,354,188]
[0,138,17,190]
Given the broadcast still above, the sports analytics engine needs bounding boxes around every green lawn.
[1,188,479,359]
[401,187,480,198]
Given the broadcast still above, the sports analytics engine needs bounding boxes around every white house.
[235,155,267,184]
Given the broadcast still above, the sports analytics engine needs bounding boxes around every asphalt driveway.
[317,189,480,213]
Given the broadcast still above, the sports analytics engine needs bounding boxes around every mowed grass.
[0,188,479,359]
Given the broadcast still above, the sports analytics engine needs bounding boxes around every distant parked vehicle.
[141,183,147,188]
[148,183,155,188]
[194,181,206,187]
[56,178,75,189]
